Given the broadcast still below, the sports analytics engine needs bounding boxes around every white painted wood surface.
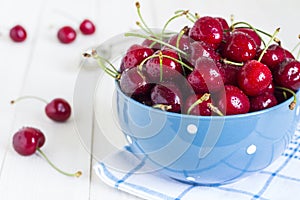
[0,0,299,199]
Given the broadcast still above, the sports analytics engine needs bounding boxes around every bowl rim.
[115,81,299,120]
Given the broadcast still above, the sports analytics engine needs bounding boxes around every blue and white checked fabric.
[95,127,300,200]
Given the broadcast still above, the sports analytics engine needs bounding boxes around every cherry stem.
[138,51,193,81]
[135,2,156,36]
[291,34,300,60]
[208,103,224,116]
[187,93,210,115]
[258,27,280,62]
[222,58,244,66]
[124,32,187,56]
[230,14,235,25]
[83,50,121,80]
[36,148,82,178]
[152,104,172,111]
[174,10,197,22]
[11,96,48,105]
[176,27,189,76]
[158,51,164,81]
[230,21,267,47]
[161,10,190,39]
[275,86,297,110]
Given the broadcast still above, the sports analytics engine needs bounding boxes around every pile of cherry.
[89,3,300,116]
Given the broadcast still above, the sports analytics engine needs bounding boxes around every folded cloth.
[94,128,300,200]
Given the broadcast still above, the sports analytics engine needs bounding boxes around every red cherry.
[237,60,272,96]
[257,44,295,71]
[13,127,45,156]
[12,127,82,177]
[221,31,257,62]
[79,19,96,35]
[151,82,183,113]
[57,26,76,44]
[234,27,262,48]
[144,49,183,82]
[45,98,72,122]
[10,25,27,42]
[249,92,278,112]
[274,58,300,91]
[217,85,250,115]
[141,37,163,51]
[187,57,223,94]
[184,93,212,116]
[189,41,221,66]
[120,44,154,72]
[167,33,191,55]
[215,17,230,40]
[218,63,241,86]
[11,96,71,122]
[119,67,153,97]
[189,16,223,48]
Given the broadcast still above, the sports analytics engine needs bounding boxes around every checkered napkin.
[94,126,300,200]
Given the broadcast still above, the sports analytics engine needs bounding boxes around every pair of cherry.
[11,97,81,177]
[57,19,96,44]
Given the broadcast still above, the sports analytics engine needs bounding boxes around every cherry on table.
[12,127,81,177]
[10,25,27,42]
[79,19,96,35]
[57,26,77,44]
[11,96,71,122]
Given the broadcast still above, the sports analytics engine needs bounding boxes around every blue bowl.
[115,82,300,185]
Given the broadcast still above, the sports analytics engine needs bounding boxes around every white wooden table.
[0,0,299,199]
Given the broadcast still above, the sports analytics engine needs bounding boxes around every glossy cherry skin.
[274,58,300,90]
[184,94,212,116]
[215,17,230,40]
[237,60,272,96]
[120,44,154,72]
[45,98,71,122]
[218,63,241,86]
[79,19,96,35]
[57,26,76,44]
[189,16,223,48]
[167,34,191,55]
[233,27,261,48]
[257,44,295,71]
[151,83,183,113]
[12,127,45,156]
[217,85,250,115]
[221,31,257,62]
[187,57,223,94]
[189,41,221,66]
[10,25,27,42]
[144,49,183,82]
[249,92,278,112]
[119,67,153,97]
